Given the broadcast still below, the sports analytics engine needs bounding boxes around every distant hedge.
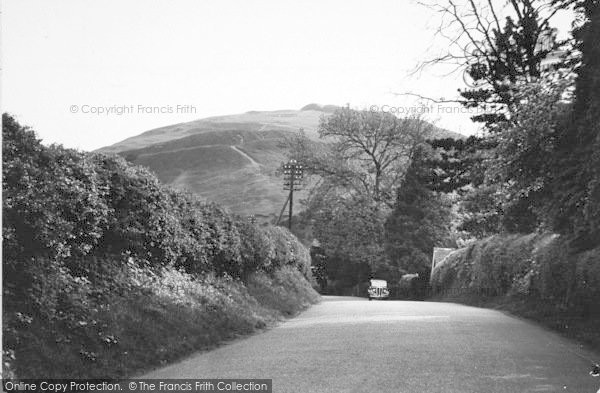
[430,233,600,316]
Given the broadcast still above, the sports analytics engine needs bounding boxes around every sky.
[2,0,575,151]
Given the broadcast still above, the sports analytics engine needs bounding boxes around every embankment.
[430,233,600,350]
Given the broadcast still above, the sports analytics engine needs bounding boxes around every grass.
[95,109,325,154]
[6,266,320,379]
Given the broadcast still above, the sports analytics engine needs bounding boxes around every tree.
[426,136,502,238]
[405,1,576,238]
[310,107,432,208]
[458,184,502,237]
[288,108,436,293]
[426,136,492,193]
[454,0,600,245]
[385,145,455,283]
[486,75,573,233]
[310,192,387,278]
[545,0,600,249]
[426,78,574,237]
[417,0,572,128]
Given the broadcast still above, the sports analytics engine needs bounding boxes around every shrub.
[261,226,311,276]
[246,267,319,316]
[573,247,600,316]
[467,234,538,296]
[431,233,600,315]
[3,116,313,280]
[3,125,110,263]
[430,248,468,295]
[5,263,319,378]
[3,115,319,378]
[236,220,270,278]
[531,235,573,304]
[91,154,182,268]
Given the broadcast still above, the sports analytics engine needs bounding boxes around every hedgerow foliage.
[2,114,315,378]
[430,233,600,316]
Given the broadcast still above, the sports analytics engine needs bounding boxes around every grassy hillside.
[97,109,327,154]
[97,106,464,221]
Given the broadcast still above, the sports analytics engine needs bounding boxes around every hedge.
[3,114,312,280]
[2,114,315,377]
[430,233,600,316]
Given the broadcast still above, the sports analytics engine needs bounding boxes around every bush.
[3,115,314,280]
[261,226,312,276]
[574,247,600,316]
[429,248,467,295]
[246,267,320,316]
[2,114,319,378]
[6,264,319,378]
[431,233,600,313]
[469,234,540,297]
[3,131,110,263]
[531,235,573,304]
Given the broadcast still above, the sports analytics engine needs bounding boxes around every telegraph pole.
[282,159,303,230]
[288,185,293,230]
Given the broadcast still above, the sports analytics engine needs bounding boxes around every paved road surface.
[144,296,600,392]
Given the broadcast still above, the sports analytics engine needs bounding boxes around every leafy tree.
[385,145,455,282]
[548,0,600,248]
[310,193,387,274]
[426,136,492,193]
[426,136,502,238]
[308,107,432,208]
[408,0,577,240]
[461,0,600,244]
[458,184,502,238]
[418,0,571,128]
[486,76,573,233]
[290,108,435,292]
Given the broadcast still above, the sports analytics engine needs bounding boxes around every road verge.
[430,233,600,351]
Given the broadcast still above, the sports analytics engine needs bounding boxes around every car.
[367,279,389,300]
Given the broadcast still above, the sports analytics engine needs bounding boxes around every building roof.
[431,247,456,271]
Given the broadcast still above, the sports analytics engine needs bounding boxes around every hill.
[97,105,464,220]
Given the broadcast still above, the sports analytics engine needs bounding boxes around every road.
[144,296,600,393]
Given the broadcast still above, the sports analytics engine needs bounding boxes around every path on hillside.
[143,297,600,393]
[134,144,261,170]
[135,144,225,158]
[230,145,260,168]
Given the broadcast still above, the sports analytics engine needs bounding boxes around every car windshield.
[370,279,387,288]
